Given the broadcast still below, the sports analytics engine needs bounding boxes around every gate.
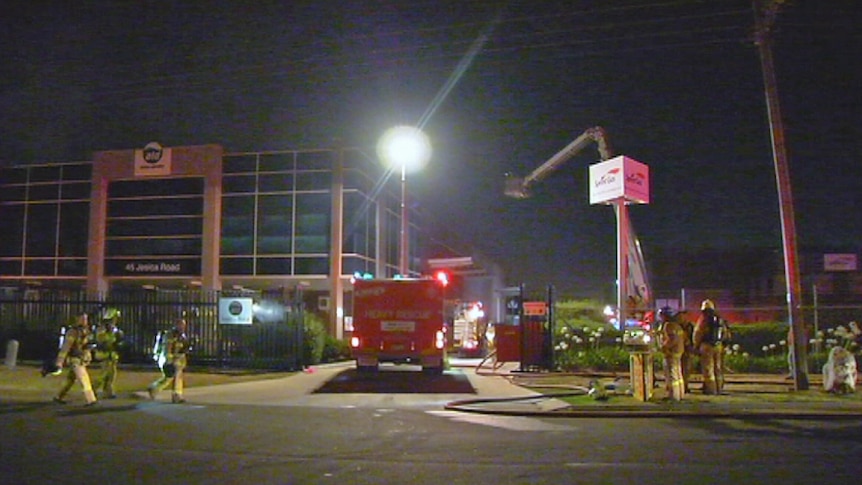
[0,287,305,370]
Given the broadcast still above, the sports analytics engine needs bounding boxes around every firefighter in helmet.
[657,307,686,401]
[148,318,190,403]
[92,308,124,399]
[53,313,98,406]
[693,299,727,395]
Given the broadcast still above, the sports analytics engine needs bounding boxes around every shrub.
[321,334,351,363]
[303,312,327,366]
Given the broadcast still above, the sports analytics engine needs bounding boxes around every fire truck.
[349,277,447,373]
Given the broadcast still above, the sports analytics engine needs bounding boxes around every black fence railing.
[0,288,305,370]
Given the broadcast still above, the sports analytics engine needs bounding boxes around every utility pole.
[752,0,808,390]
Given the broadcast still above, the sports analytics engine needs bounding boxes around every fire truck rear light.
[435,330,445,349]
[350,337,360,348]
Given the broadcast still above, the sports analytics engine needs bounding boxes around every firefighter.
[679,314,696,394]
[53,313,98,406]
[692,299,727,395]
[658,307,686,401]
[148,318,190,403]
[92,308,124,399]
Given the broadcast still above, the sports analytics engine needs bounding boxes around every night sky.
[1,1,860,299]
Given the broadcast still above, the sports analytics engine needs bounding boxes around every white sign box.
[219,297,254,325]
[589,155,650,205]
[824,253,858,272]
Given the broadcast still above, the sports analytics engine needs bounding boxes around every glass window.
[344,169,375,194]
[24,259,55,276]
[0,205,24,257]
[108,178,204,198]
[57,258,87,276]
[294,235,327,253]
[223,154,258,174]
[258,173,293,193]
[259,153,294,172]
[0,167,28,184]
[107,216,202,237]
[29,166,61,183]
[220,257,253,275]
[256,257,292,275]
[61,163,92,181]
[257,236,291,255]
[0,259,22,276]
[28,184,60,201]
[295,171,331,191]
[108,196,203,217]
[58,202,90,257]
[221,235,253,255]
[294,257,328,275]
[222,195,255,216]
[343,255,374,277]
[222,175,257,193]
[0,185,26,202]
[296,151,333,170]
[60,182,90,200]
[106,237,202,257]
[343,192,375,256]
[25,203,59,257]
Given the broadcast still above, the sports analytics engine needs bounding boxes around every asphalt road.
[2,364,862,484]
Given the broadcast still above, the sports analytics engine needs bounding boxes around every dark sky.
[2,1,860,299]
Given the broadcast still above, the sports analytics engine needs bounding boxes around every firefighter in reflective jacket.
[53,313,98,406]
[148,318,190,403]
[93,308,123,399]
[693,299,728,395]
[658,307,686,401]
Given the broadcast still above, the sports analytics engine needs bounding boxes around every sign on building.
[134,141,172,177]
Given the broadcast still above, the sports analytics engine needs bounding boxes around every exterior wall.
[0,143,479,340]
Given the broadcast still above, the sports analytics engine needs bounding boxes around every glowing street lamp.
[377,126,432,276]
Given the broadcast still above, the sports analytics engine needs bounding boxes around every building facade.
[0,143,433,338]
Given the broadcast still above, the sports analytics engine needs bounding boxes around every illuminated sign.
[824,253,858,272]
[589,155,650,205]
[219,297,254,325]
[134,141,172,177]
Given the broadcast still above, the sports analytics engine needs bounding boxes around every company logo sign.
[824,253,858,272]
[134,141,172,176]
[589,156,650,205]
[219,297,254,325]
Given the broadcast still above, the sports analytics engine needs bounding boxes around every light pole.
[377,126,432,276]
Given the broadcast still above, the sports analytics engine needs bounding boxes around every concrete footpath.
[445,360,862,419]
[160,359,862,419]
[5,358,862,419]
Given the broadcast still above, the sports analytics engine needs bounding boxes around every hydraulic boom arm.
[504,126,612,199]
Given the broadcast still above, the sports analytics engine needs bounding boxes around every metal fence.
[0,288,305,370]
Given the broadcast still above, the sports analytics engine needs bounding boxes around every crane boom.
[504,126,612,199]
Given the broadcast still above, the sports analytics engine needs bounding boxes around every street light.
[377,125,432,276]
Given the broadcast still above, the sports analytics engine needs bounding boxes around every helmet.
[102,307,120,321]
[658,306,673,320]
[74,313,89,327]
[701,299,715,311]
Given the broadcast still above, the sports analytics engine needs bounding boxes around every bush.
[303,313,327,366]
[321,334,351,363]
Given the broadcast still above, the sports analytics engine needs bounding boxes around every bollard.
[5,339,19,369]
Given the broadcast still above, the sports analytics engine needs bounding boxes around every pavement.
[142,358,862,419]
[5,358,862,419]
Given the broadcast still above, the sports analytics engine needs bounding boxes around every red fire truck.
[349,278,447,373]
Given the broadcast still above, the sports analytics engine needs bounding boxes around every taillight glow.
[350,336,360,348]
[435,330,445,349]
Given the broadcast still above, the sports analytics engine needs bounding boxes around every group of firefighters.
[652,299,732,401]
[49,309,189,406]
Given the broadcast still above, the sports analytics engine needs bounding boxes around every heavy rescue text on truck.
[349,277,447,374]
